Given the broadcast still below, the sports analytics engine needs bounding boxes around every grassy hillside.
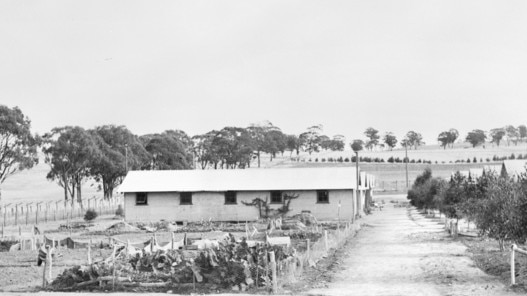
[283,142,527,164]
[253,143,526,194]
[0,160,103,205]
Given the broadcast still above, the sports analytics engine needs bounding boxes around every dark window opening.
[180,192,193,205]
[225,191,237,204]
[317,190,329,203]
[136,192,148,205]
[270,190,282,203]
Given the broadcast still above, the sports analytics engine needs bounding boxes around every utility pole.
[355,151,359,221]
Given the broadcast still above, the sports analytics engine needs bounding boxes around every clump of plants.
[84,209,98,221]
[115,205,124,217]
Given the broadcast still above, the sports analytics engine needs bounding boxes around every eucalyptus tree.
[300,124,323,155]
[43,126,99,205]
[0,105,40,201]
[141,130,194,170]
[89,125,149,199]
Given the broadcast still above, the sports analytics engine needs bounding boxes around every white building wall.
[124,189,359,222]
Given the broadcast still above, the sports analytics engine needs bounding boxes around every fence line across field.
[0,196,123,229]
[375,180,410,191]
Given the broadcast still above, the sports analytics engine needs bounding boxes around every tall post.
[3,204,8,228]
[324,230,328,252]
[355,151,359,218]
[405,143,409,188]
[511,244,516,285]
[269,251,277,294]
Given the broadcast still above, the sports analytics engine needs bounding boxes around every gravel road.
[307,196,519,296]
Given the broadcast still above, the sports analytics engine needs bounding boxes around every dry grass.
[461,237,527,293]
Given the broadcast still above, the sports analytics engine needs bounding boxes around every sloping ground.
[307,198,520,296]
[1,159,103,204]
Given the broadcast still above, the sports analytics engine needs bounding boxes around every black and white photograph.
[1,1,527,295]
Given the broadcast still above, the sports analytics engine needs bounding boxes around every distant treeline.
[1,104,526,205]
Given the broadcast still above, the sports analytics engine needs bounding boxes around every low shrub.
[84,209,98,222]
[115,205,124,217]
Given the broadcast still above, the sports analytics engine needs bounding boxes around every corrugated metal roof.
[119,167,370,193]
[502,160,527,177]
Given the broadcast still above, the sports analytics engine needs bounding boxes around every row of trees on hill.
[353,128,424,152]
[407,168,527,250]
[192,122,347,169]
[355,125,527,152]
[2,103,527,204]
[461,125,527,148]
[0,105,352,203]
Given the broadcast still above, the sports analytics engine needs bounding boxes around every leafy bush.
[344,157,350,162]
[115,205,124,217]
[84,209,98,221]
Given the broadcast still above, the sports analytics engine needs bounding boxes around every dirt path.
[307,197,519,296]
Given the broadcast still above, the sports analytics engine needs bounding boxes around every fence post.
[36,209,39,225]
[511,244,516,285]
[269,251,277,294]
[48,246,53,283]
[42,246,49,287]
[324,230,328,252]
[306,239,310,260]
[88,238,92,264]
[112,244,117,290]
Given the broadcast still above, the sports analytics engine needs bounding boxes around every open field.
[1,160,104,205]
[264,160,497,193]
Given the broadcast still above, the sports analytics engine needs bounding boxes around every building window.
[270,190,282,203]
[180,192,193,205]
[317,190,329,203]
[225,191,237,204]
[136,192,148,205]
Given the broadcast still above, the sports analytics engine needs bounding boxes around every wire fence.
[375,180,409,192]
[276,222,361,291]
[0,196,123,230]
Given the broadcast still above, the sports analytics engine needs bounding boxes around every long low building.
[118,167,375,222]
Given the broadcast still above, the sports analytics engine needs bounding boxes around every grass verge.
[461,236,527,293]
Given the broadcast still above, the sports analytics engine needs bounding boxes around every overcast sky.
[1,0,527,144]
